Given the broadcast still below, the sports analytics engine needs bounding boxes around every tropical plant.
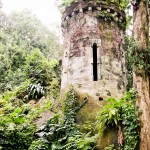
[27,83,45,100]
[0,9,61,150]
[96,97,123,134]
[96,89,140,149]
[0,91,52,150]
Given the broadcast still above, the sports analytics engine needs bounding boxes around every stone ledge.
[61,0,125,22]
[61,1,126,30]
[61,10,126,31]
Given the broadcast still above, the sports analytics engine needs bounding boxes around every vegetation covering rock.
[0,0,149,149]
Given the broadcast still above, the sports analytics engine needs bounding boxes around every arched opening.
[93,43,98,81]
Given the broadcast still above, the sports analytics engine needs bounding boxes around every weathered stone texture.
[61,1,126,101]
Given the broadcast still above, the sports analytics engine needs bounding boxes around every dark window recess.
[99,97,103,101]
[93,43,98,81]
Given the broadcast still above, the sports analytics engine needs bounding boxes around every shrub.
[28,139,49,150]
[29,88,98,150]
[27,83,45,100]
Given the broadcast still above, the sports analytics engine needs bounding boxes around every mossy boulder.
[97,128,118,150]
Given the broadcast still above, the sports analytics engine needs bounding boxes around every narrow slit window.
[93,43,98,81]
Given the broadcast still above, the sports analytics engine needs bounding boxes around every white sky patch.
[1,0,61,27]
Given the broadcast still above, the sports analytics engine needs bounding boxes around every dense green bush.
[0,10,61,94]
[0,103,35,150]
[0,47,61,100]
[0,94,52,150]
[28,139,49,150]
[24,49,60,86]
[0,9,61,150]
[0,123,34,150]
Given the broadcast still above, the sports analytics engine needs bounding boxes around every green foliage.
[27,83,45,100]
[133,47,150,74]
[125,36,133,90]
[24,49,60,90]
[0,94,52,150]
[0,46,61,99]
[2,10,62,60]
[29,88,98,150]
[0,9,61,150]
[104,144,115,150]
[96,89,140,150]
[0,102,35,150]
[0,123,34,150]
[15,80,31,100]
[125,36,150,77]
[24,49,60,99]
[63,88,79,124]
[58,0,130,10]
[122,91,140,150]
[28,139,49,150]
[96,97,123,134]
[0,10,61,94]
[25,49,52,85]
[63,133,98,150]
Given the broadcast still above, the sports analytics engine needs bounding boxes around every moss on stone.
[76,92,106,126]
[97,128,118,150]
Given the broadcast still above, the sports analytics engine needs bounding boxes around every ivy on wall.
[132,48,150,75]
[96,89,140,150]
[125,36,150,76]
[29,88,98,150]
[59,0,133,30]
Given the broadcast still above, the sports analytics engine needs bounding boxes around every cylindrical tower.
[61,0,126,100]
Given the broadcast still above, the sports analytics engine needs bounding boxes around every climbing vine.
[125,36,150,76]
[96,89,140,149]
[122,91,140,150]
[97,10,126,29]
[132,47,150,75]
[29,88,98,150]
[125,36,133,90]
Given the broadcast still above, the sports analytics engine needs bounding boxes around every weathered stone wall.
[61,0,126,101]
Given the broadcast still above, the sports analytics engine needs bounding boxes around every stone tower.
[61,0,126,100]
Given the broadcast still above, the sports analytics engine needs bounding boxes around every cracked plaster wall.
[61,5,127,101]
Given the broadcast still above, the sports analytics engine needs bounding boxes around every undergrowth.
[29,88,98,150]
[96,89,140,150]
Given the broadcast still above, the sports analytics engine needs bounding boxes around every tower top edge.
[61,0,126,23]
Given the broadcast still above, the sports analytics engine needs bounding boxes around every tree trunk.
[132,0,150,149]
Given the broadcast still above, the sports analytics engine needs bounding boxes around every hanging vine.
[96,89,140,150]
[29,88,98,150]
[125,36,150,76]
